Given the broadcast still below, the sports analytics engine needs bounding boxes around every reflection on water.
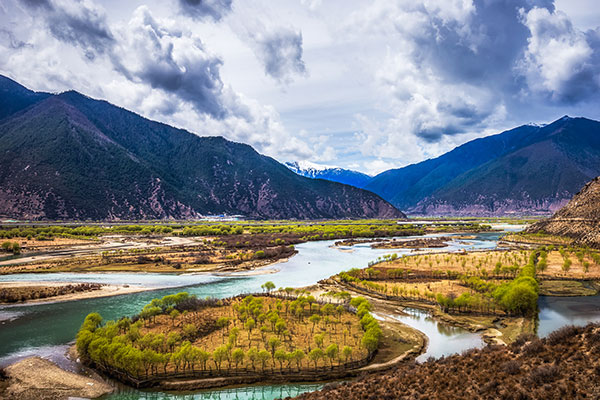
[537,295,600,337]
[390,308,485,362]
[101,383,323,400]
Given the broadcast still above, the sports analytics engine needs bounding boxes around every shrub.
[546,325,581,345]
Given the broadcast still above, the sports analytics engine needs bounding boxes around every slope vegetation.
[526,177,600,248]
[365,117,600,215]
[0,76,403,220]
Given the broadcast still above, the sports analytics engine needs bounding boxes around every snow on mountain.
[285,161,372,188]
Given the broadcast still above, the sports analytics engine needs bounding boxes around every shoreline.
[0,282,155,306]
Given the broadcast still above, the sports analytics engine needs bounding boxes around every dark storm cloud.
[20,0,114,60]
[251,27,306,84]
[178,0,233,21]
[423,0,554,83]
[417,126,462,143]
[19,0,51,9]
[113,7,228,118]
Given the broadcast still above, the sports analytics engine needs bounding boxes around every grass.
[539,280,598,296]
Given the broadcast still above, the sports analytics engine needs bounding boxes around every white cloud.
[518,6,600,103]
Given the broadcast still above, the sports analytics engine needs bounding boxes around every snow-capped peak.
[286,160,336,172]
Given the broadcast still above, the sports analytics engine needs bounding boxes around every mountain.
[0,75,404,220]
[526,177,600,248]
[285,161,372,188]
[365,116,600,216]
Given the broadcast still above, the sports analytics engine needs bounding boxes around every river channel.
[1,227,599,399]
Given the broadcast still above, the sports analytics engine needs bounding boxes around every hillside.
[0,75,404,220]
[285,161,372,188]
[365,117,600,216]
[526,177,600,248]
[293,324,600,400]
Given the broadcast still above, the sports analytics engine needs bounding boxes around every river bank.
[0,281,155,305]
[1,356,112,399]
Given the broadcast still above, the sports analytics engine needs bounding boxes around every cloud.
[112,6,227,118]
[342,0,578,161]
[20,0,114,60]
[244,25,307,85]
[178,0,233,22]
[517,6,600,103]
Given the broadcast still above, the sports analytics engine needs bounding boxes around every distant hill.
[365,116,600,216]
[526,177,600,248]
[0,75,404,220]
[285,161,372,188]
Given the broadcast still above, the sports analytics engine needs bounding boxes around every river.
[1,227,598,399]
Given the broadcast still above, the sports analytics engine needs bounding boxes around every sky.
[1,0,599,175]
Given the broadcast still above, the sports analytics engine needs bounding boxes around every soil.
[0,357,112,400]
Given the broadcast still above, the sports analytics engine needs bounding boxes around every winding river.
[1,226,599,399]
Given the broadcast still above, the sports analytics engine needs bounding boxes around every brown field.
[139,296,369,371]
[13,236,98,250]
[0,234,296,274]
[539,250,600,279]
[372,250,530,277]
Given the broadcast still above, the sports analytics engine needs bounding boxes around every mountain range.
[287,117,600,216]
[284,161,372,188]
[0,75,403,220]
[365,116,600,215]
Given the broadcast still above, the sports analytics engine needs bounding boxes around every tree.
[274,349,287,371]
[247,348,258,370]
[213,346,227,370]
[291,349,305,370]
[562,258,572,274]
[314,333,324,349]
[321,303,335,316]
[268,336,281,359]
[166,332,181,352]
[342,346,353,362]
[261,281,276,294]
[232,348,244,369]
[169,309,180,326]
[258,350,271,371]
[325,344,339,367]
[309,314,321,332]
[244,318,256,339]
[275,320,287,335]
[309,348,324,368]
[198,349,210,370]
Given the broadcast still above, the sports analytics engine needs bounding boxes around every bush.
[546,325,581,345]
[502,360,521,375]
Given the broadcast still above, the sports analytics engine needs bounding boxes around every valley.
[1,217,600,399]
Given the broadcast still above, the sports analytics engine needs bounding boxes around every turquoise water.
[387,308,485,362]
[99,383,323,400]
[0,229,559,399]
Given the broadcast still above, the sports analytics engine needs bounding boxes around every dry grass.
[375,250,529,277]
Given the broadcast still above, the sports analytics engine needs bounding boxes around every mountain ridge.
[0,76,404,220]
[365,116,600,216]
